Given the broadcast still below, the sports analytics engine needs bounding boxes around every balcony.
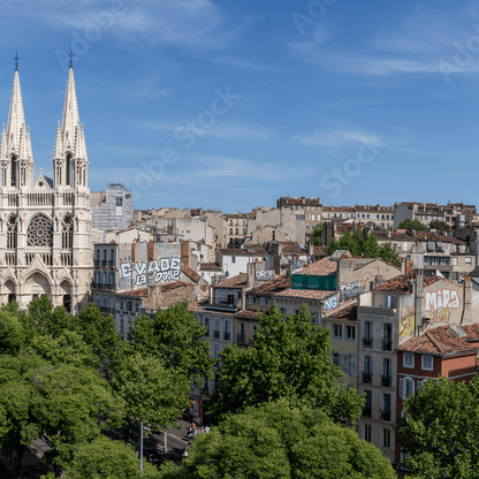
[363,338,373,349]
[380,409,391,421]
[381,375,392,388]
[94,259,100,267]
[237,333,247,344]
[382,340,392,351]
[108,260,115,267]
[362,373,372,384]
[223,332,231,341]
[212,330,221,339]
[101,260,107,267]
[362,406,372,418]
[99,306,114,314]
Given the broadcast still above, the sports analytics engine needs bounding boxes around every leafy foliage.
[129,301,215,387]
[400,375,479,479]
[379,243,399,266]
[312,224,322,246]
[159,400,395,479]
[429,220,450,233]
[208,305,364,425]
[398,218,427,231]
[0,309,26,354]
[113,353,189,428]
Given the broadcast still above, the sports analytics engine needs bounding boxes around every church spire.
[61,65,81,154]
[6,69,26,155]
[0,124,6,160]
[53,121,62,158]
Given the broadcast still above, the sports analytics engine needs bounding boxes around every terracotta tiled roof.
[461,324,479,341]
[116,288,149,298]
[373,274,442,292]
[214,273,248,289]
[115,281,193,298]
[274,289,335,301]
[199,262,222,272]
[235,310,259,320]
[313,245,328,257]
[322,206,356,213]
[247,275,290,296]
[160,281,193,292]
[280,244,309,255]
[187,301,208,312]
[220,245,269,256]
[182,266,201,283]
[294,256,338,276]
[397,326,478,356]
[416,231,465,244]
[324,299,357,320]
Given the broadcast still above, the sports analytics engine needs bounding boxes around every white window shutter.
[399,378,404,399]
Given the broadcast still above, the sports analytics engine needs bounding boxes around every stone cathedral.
[0,63,93,311]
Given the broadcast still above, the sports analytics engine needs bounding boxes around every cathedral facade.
[0,63,93,312]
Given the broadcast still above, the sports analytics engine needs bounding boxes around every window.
[314,312,320,326]
[345,325,356,341]
[399,377,415,399]
[401,409,409,422]
[466,256,472,265]
[454,257,458,265]
[403,353,414,368]
[333,352,341,367]
[7,214,17,250]
[224,320,232,341]
[204,318,210,337]
[382,394,391,421]
[421,355,433,371]
[213,318,221,339]
[248,296,256,305]
[61,214,73,249]
[332,324,342,339]
[363,356,372,383]
[364,321,372,348]
[364,424,372,442]
[363,390,372,417]
[343,354,357,376]
[383,323,392,351]
[232,256,236,263]
[27,214,53,247]
[382,358,391,387]
[306,225,309,230]
[382,428,390,449]
[213,342,221,361]
[385,295,395,309]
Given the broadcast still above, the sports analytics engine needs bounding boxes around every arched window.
[62,214,73,249]
[11,155,16,187]
[27,214,53,247]
[7,214,17,250]
[66,154,72,186]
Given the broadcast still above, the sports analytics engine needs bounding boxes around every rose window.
[27,215,53,247]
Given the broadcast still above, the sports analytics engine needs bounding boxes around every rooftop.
[324,299,358,321]
[373,275,443,292]
[214,273,248,289]
[247,275,290,296]
[294,256,338,276]
[274,288,335,301]
[199,262,222,271]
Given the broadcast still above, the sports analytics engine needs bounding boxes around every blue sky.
[1,0,479,212]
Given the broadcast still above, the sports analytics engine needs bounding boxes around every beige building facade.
[0,64,92,312]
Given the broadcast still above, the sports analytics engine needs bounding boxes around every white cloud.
[293,129,384,147]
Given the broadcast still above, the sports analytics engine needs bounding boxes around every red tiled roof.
[182,266,201,283]
[274,289,335,301]
[461,324,479,341]
[295,256,337,276]
[373,275,442,292]
[199,262,222,272]
[280,243,309,255]
[416,231,465,244]
[214,273,248,289]
[247,275,290,296]
[397,326,478,356]
[115,281,192,298]
[219,245,269,256]
[187,301,208,312]
[313,245,328,257]
[116,288,149,298]
[235,310,259,320]
[324,299,357,320]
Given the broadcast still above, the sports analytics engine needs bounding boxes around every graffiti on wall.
[256,270,275,282]
[400,313,416,336]
[324,296,338,311]
[424,289,461,312]
[119,243,182,290]
[339,280,365,301]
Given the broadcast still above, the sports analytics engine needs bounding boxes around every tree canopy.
[400,375,479,479]
[398,218,427,231]
[159,400,396,479]
[208,305,364,425]
[312,224,322,246]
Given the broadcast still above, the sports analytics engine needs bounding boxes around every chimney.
[181,241,190,268]
[209,284,214,305]
[462,276,472,324]
[399,257,406,275]
[247,262,255,288]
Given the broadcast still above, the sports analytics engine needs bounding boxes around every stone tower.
[0,62,93,312]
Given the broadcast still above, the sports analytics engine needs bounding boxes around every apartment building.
[322,205,395,229]
[357,273,475,464]
[224,213,251,248]
[394,202,479,229]
[91,184,133,233]
[395,323,479,471]
[276,196,322,236]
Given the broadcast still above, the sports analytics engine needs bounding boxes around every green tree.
[208,305,364,425]
[0,309,26,355]
[28,331,101,369]
[362,232,380,258]
[398,218,427,231]
[429,220,450,233]
[159,400,395,479]
[130,301,215,388]
[76,303,119,361]
[113,353,190,448]
[399,375,479,479]
[380,243,399,266]
[338,231,353,252]
[327,238,341,256]
[350,228,364,256]
[41,436,160,479]
[311,224,322,246]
